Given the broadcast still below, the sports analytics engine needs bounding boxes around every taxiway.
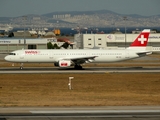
[0,106,160,120]
[0,66,160,73]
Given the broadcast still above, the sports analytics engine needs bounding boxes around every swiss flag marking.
[130,30,150,47]
[138,35,147,44]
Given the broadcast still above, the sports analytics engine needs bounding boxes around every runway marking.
[30,110,160,113]
[1,67,160,73]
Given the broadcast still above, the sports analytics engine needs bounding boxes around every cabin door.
[125,51,130,59]
[49,52,53,59]
[20,53,25,59]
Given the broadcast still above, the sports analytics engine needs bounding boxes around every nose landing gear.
[20,63,23,70]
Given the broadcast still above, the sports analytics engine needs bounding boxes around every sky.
[0,0,160,17]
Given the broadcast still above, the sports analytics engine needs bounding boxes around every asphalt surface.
[0,106,160,120]
[1,66,160,73]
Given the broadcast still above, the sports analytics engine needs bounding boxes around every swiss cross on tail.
[130,29,150,47]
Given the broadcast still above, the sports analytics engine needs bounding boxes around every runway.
[1,66,160,73]
[0,106,160,120]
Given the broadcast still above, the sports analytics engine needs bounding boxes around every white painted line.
[30,110,160,114]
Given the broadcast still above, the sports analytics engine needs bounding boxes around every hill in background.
[0,9,160,28]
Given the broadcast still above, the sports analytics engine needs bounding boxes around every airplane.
[4,29,151,69]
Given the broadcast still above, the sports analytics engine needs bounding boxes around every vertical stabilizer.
[127,29,150,50]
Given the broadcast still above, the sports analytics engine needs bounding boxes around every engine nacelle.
[54,60,72,67]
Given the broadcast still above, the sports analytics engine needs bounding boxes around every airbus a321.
[4,29,151,69]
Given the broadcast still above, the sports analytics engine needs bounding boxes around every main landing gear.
[74,64,83,70]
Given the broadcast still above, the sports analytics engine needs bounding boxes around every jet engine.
[54,60,73,67]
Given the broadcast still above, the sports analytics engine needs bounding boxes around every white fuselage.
[5,49,141,63]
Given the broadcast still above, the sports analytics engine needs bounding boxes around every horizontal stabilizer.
[136,51,152,56]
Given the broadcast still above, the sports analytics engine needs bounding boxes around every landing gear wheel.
[20,66,23,70]
[74,64,83,70]
[20,63,23,70]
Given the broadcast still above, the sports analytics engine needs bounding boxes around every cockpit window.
[9,53,16,55]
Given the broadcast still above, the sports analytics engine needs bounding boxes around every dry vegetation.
[0,73,160,107]
[0,53,160,107]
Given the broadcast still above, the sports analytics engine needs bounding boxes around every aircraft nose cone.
[4,56,10,61]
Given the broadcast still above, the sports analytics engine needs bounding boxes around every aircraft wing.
[63,56,98,64]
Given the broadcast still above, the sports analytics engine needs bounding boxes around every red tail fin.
[130,29,150,47]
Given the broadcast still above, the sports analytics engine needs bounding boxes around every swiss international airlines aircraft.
[5,29,151,69]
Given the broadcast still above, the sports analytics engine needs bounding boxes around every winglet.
[130,29,150,47]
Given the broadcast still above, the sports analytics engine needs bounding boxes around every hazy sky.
[0,0,160,17]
